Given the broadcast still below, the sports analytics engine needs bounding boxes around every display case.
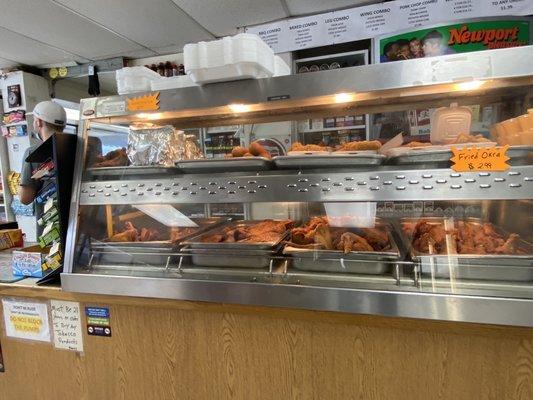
[63,46,533,327]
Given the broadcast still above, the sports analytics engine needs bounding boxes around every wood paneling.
[0,285,532,399]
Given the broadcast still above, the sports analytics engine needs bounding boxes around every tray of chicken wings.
[283,217,401,274]
[89,218,228,265]
[181,219,294,268]
[400,218,533,281]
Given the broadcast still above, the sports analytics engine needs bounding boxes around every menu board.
[245,0,533,53]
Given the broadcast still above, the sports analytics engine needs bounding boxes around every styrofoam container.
[184,33,275,85]
[274,56,290,77]
[430,103,472,144]
[116,67,162,95]
[150,75,197,91]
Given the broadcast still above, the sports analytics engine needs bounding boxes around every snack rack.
[62,46,533,327]
[26,133,77,283]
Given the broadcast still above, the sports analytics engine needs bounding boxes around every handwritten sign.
[451,145,510,172]
[51,300,84,352]
[2,298,51,342]
[127,92,160,112]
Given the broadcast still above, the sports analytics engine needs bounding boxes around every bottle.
[164,61,173,77]
[172,63,178,76]
[157,62,165,76]
[178,64,185,76]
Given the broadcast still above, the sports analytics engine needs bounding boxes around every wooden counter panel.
[0,287,532,399]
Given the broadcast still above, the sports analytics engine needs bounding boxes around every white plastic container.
[150,75,197,91]
[274,56,290,77]
[430,103,472,144]
[184,33,275,85]
[116,67,162,95]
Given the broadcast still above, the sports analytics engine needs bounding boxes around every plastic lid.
[430,103,472,144]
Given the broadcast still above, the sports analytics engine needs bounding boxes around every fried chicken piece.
[411,222,450,254]
[494,233,521,254]
[335,232,373,254]
[139,228,160,242]
[93,148,129,168]
[108,221,138,242]
[336,140,382,152]
[360,228,390,251]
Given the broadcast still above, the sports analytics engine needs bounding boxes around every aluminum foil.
[127,125,203,166]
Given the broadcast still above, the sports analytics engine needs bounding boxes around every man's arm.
[19,147,39,205]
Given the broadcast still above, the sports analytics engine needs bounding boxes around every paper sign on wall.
[2,298,51,342]
[51,300,84,352]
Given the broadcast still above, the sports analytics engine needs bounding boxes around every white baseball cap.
[33,101,67,127]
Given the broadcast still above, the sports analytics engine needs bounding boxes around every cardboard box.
[0,229,23,251]
[12,245,51,278]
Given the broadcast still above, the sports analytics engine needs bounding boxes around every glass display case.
[63,46,533,327]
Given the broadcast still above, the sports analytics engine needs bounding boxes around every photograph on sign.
[51,300,84,352]
[2,298,51,343]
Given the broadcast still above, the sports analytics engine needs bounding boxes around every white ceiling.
[0,0,378,68]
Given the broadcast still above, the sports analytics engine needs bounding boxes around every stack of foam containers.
[184,33,278,85]
[150,75,197,91]
[116,66,162,95]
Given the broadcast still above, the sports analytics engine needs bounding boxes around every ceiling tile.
[54,0,214,50]
[285,0,377,16]
[0,57,18,69]
[173,0,288,37]
[0,26,88,66]
[0,0,142,59]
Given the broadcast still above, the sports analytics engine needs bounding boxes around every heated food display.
[402,219,526,255]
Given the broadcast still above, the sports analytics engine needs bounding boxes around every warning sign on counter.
[2,298,51,343]
[86,306,112,337]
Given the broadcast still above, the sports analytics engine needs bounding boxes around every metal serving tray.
[94,217,229,250]
[176,157,272,173]
[89,242,179,266]
[283,229,400,275]
[87,165,181,177]
[399,217,533,281]
[387,145,532,166]
[273,153,385,169]
[184,247,279,269]
[182,220,290,251]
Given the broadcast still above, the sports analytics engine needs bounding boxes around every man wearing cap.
[19,101,66,205]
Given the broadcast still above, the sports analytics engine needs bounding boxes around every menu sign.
[245,0,533,53]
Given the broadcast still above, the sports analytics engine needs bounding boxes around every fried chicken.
[335,232,373,253]
[407,220,523,255]
[108,221,160,242]
[200,220,293,244]
[92,148,129,168]
[288,217,390,253]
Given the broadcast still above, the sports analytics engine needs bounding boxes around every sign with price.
[451,145,510,172]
